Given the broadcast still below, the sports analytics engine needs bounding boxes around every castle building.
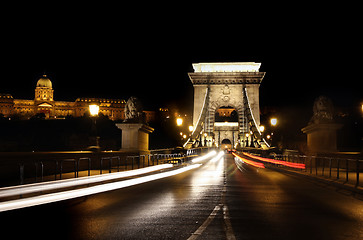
[0,74,126,120]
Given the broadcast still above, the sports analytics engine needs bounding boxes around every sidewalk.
[268,165,363,195]
[237,152,363,195]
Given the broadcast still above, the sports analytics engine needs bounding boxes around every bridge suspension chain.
[183,87,209,147]
[243,87,270,149]
[184,86,270,149]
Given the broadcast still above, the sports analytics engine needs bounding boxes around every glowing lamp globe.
[89,104,100,116]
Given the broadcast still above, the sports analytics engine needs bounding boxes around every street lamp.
[270,118,277,126]
[89,104,100,151]
[176,117,183,126]
[89,104,100,117]
[188,125,194,132]
[269,117,279,148]
[259,125,265,133]
[203,132,208,147]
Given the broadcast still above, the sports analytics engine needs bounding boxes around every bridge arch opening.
[215,106,238,122]
[213,106,240,149]
[221,139,232,149]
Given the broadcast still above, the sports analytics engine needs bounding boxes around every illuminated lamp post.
[270,118,277,127]
[259,125,265,133]
[245,133,250,148]
[175,117,184,146]
[266,134,271,141]
[89,104,100,151]
[188,125,194,133]
[203,132,208,147]
[269,117,278,147]
[176,117,183,126]
[249,130,254,148]
[89,104,100,117]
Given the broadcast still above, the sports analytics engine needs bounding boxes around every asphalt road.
[1,153,363,240]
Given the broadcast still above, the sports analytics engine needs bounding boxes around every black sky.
[1,3,361,117]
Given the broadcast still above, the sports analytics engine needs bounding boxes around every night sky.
[1,4,361,120]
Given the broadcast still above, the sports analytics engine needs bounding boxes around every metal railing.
[241,150,363,188]
[278,154,362,187]
[0,147,209,187]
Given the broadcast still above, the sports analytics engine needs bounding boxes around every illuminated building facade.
[216,108,235,117]
[0,75,126,120]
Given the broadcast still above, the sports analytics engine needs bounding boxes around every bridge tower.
[186,62,268,149]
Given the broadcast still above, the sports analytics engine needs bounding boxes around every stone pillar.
[302,96,343,154]
[301,123,342,153]
[116,123,154,153]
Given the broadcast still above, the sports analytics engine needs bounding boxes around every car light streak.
[192,151,217,163]
[243,152,305,169]
[211,151,224,163]
[0,164,174,199]
[232,152,265,168]
[0,164,202,212]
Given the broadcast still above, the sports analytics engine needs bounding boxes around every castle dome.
[36,74,52,88]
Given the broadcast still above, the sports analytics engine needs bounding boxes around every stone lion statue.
[309,96,334,124]
[124,96,145,123]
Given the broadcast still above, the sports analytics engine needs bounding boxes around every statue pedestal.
[301,123,342,153]
[116,123,154,153]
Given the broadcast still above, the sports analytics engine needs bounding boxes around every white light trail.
[0,164,201,212]
[210,151,224,163]
[0,164,174,199]
[191,151,217,163]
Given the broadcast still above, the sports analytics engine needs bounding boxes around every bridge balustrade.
[0,147,211,188]
[239,150,363,188]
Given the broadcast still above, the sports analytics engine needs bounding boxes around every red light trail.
[232,152,265,168]
[242,152,305,169]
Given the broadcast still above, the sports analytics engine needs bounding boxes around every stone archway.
[221,139,232,149]
[214,121,239,148]
[187,62,266,149]
[215,107,238,122]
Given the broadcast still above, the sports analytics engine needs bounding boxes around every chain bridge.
[184,62,270,149]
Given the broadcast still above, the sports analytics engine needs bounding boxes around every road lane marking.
[187,154,236,240]
[187,203,236,240]
[223,155,236,240]
[223,205,236,240]
[187,204,223,240]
